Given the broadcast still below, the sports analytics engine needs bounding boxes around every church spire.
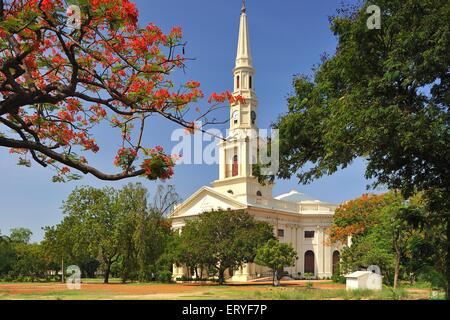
[235,0,252,69]
[230,2,257,133]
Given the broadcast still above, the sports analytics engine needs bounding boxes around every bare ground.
[0,281,430,300]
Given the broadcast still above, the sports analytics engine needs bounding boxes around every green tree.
[9,228,32,244]
[42,215,97,280]
[58,186,125,283]
[0,229,50,281]
[254,239,297,286]
[115,183,147,282]
[0,232,15,276]
[331,192,432,288]
[134,209,172,281]
[11,243,48,280]
[172,221,212,279]
[385,203,424,288]
[43,183,176,283]
[173,210,274,284]
[274,0,449,296]
[117,183,176,282]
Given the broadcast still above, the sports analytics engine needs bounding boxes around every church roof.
[170,186,336,220]
[169,186,247,218]
[274,190,323,203]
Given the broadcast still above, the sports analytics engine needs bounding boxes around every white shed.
[345,271,383,291]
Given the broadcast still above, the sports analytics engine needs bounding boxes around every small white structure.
[346,271,383,291]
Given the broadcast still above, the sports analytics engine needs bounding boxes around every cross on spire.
[241,0,246,13]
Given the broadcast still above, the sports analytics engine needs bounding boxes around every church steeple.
[231,2,258,132]
[236,1,252,69]
[213,2,273,203]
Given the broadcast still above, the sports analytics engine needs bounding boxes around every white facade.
[169,4,341,282]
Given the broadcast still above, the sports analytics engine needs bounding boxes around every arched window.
[232,155,238,177]
[236,75,240,89]
[227,190,234,195]
[256,191,262,197]
[249,76,252,89]
[304,250,315,275]
[332,250,340,275]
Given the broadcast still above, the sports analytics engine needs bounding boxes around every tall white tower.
[230,2,258,132]
[213,2,273,204]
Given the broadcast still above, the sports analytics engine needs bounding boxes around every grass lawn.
[0,280,443,300]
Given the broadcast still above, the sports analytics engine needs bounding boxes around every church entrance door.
[304,251,315,275]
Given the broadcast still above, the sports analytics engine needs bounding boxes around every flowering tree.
[328,193,390,244]
[0,0,240,181]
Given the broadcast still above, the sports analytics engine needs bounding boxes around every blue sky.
[0,0,382,242]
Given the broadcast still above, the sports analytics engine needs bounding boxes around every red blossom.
[0,0,236,182]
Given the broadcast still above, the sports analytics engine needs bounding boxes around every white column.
[317,227,325,278]
[323,233,333,278]
[294,226,299,276]
[241,138,249,177]
[219,142,226,179]
[288,226,294,276]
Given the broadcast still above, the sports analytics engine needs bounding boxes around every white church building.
[170,4,341,282]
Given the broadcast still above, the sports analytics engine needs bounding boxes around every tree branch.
[0,135,146,180]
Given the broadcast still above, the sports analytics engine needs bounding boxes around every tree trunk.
[446,216,450,300]
[218,269,225,285]
[61,258,64,284]
[104,262,111,284]
[392,232,401,290]
[394,255,400,289]
[272,269,281,286]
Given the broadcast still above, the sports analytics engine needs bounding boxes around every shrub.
[175,276,218,282]
[331,273,346,284]
[303,272,314,280]
[157,270,173,283]
[417,266,446,290]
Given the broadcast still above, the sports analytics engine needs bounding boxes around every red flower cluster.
[114,147,138,170]
[140,146,175,181]
[0,0,242,182]
[208,90,246,105]
[40,0,57,11]
[185,81,201,89]
[170,26,183,38]
[90,0,138,28]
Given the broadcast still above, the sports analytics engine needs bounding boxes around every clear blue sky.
[0,0,381,242]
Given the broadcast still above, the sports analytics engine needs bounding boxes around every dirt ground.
[1,283,198,295]
[0,280,430,300]
[0,280,339,294]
